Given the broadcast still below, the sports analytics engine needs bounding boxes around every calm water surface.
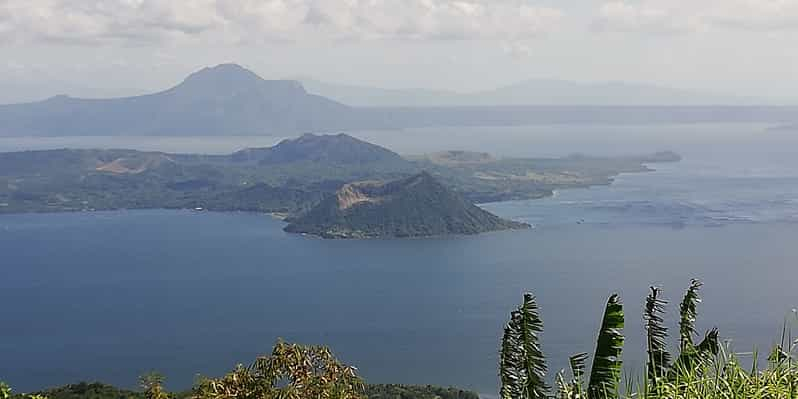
[2,124,798,395]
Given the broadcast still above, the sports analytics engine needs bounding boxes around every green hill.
[231,133,407,166]
[284,171,529,238]
[0,134,678,217]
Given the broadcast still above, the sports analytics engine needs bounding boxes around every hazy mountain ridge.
[0,81,146,105]
[300,77,765,107]
[0,64,357,136]
[2,64,798,137]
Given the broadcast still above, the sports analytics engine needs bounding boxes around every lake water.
[2,124,798,395]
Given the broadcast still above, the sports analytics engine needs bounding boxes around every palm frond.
[670,280,720,381]
[588,294,625,399]
[570,352,589,385]
[644,286,671,384]
[569,352,589,398]
[695,328,720,359]
[679,279,703,351]
[500,294,549,399]
[500,310,528,399]
[555,371,571,399]
[671,328,720,381]
[519,293,549,398]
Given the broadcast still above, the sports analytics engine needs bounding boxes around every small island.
[284,172,529,238]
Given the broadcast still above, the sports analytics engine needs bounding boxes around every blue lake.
[2,124,798,395]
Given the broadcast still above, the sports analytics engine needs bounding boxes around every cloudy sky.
[2,0,798,100]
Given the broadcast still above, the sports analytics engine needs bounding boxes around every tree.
[139,373,168,399]
[1,382,11,399]
[193,340,365,399]
[0,383,47,399]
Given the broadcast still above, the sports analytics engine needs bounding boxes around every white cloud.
[710,0,798,31]
[593,2,700,34]
[0,0,222,45]
[594,0,798,34]
[0,0,564,45]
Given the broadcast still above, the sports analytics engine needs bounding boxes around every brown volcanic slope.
[284,171,529,239]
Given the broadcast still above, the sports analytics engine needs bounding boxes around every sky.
[2,0,798,100]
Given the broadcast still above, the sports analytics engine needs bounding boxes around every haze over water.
[2,123,798,395]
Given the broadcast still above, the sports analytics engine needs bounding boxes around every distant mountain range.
[0,81,145,105]
[2,63,798,137]
[300,78,767,107]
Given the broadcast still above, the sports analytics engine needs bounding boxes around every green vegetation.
[4,278,798,399]
[2,342,477,399]
[416,153,664,204]
[21,383,144,399]
[586,294,625,399]
[6,133,671,237]
[0,134,677,229]
[191,341,363,399]
[499,280,798,398]
[0,135,415,215]
[500,294,625,399]
[364,385,478,399]
[3,382,46,399]
[5,383,480,399]
[284,172,529,238]
[499,294,549,399]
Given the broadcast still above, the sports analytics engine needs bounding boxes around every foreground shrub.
[192,340,365,399]
[498,279,798,399]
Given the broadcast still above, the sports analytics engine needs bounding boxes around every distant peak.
[175,64,308,95]
[211,63,248,71]
[44,94,72,102]
[183,63,262,84]
[296,132,321,140]
[295,132,356,142]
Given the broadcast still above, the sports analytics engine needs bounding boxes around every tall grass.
[624,342,798,398]
[501,280,798,399]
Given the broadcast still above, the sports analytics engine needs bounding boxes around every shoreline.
[0,169,659,218]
